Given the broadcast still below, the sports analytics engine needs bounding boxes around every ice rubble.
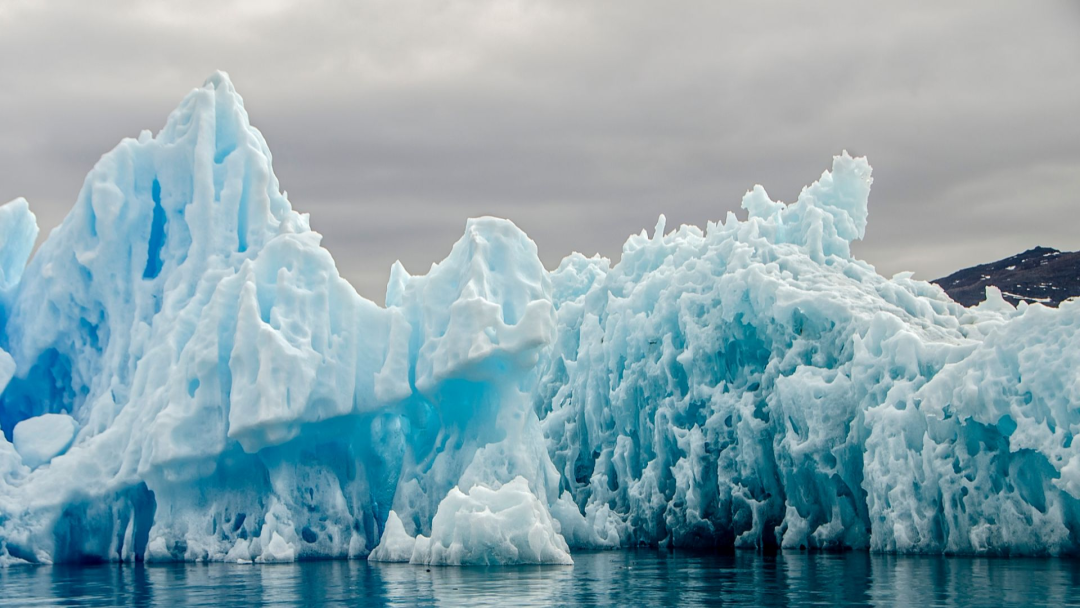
[370,477,573,565]
[0,73,1078,566]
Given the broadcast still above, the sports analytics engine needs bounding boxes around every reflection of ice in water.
[372,561,575,607]
[866,555,1080,607]
[3,552,1080,606]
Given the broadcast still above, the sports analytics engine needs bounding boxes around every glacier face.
[0,73,1078,566]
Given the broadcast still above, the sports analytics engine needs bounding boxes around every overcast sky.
[1,1,1078,300]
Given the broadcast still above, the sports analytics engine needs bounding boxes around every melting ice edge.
[0,73,1076,565]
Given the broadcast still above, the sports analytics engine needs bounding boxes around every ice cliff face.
[0,73,1077,565]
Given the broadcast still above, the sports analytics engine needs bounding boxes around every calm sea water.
[2,550,1078,607]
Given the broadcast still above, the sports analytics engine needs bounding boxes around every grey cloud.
[1,1,1078,299]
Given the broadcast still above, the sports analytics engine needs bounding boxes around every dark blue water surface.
[2,551,1078,607]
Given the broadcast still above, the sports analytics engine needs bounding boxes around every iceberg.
[0,72,1078,565]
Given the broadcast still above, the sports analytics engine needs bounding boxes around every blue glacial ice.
[1,72,1079,566]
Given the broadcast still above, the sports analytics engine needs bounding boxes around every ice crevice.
[0,72,1077,566]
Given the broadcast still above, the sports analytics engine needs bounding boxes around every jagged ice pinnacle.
[0,72,1078,566]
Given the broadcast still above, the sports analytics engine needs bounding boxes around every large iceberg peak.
[0,69,312,434]
[153,69,301,253]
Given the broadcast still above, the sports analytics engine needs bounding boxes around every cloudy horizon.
[2,1,1078,300]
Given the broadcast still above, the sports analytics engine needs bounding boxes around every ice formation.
[1,73,1078,566]
[371,477,573,565]
[12,414,78,470]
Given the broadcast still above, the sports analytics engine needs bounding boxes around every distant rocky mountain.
[933,246,1080,307]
